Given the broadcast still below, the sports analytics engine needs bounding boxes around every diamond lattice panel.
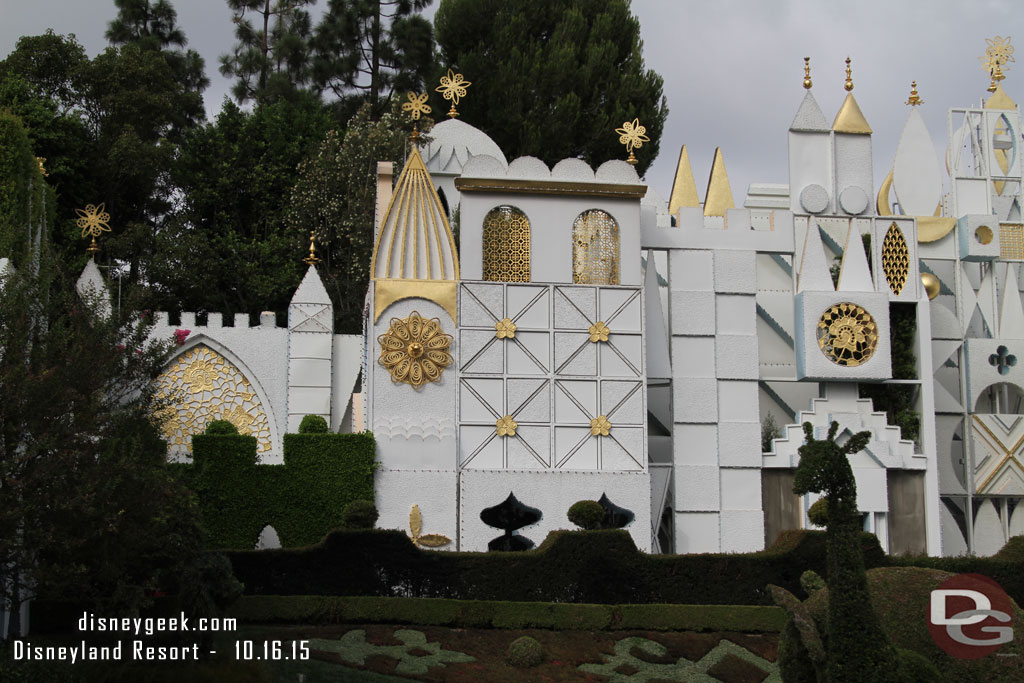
[972,414,1024,495]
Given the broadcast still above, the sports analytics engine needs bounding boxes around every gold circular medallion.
[816,303,878,367]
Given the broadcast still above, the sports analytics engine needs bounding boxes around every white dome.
[423,119,507,175]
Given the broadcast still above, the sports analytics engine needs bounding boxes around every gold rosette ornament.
[378,311,453,389]
[76,203,112,254]
[496,415,518,437]
[588,321,610,343]
[495,318,517,339]
[816,303,878,367]
[590,415,612,437]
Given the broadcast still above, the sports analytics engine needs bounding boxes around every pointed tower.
[287,235,334,432]
[703,147,735,218]
[832,58,873,216]
[668,145,700,221]
[76,258,112,319]
[789,58,834,215]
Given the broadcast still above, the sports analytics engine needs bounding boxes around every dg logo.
[928,573,1014,659]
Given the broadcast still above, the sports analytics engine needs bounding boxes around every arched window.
[482,205,530,282]
[573,209,620,285]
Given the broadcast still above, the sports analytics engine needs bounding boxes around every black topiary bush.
[298,414,329,434]
[205,420,238,435]
[342,500,379,529]
[807,498,828,527]
[567,500,605,530]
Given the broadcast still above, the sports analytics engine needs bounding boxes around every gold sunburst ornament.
[981,35,1015,90]
[615,118,650,165]
[378,311,453,389]
[76,203,112,254]
[402,92,432,142]
[816,303,878,367]
[435,69,471,118]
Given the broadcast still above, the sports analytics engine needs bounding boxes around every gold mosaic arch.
[154,344,272,455]
[881,222,909,295]
[572,209,620,285]
[816,303,879,367]
[482,205,530,282]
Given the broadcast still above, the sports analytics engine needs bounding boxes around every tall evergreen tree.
[434,0,667,175]
[220,0,317,105]
[106,0,210,112]
[312,0,436,110]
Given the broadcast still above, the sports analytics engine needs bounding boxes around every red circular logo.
[928,573,1014,659]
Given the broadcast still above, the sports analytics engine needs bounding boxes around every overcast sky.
[3,0,1023,205]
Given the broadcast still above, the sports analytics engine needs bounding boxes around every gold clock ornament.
[816,303,878,367]
[378,311,453,389]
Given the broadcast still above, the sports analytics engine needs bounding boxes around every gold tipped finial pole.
[844,57,854,91]
[402,92,432,145]
[906,81,923,106]
[981,36,1014,92]
[615,118,650,165]
[303,230,321,266]
[803,57,813,89]
[76,203,112,256]
[435,69,471,119]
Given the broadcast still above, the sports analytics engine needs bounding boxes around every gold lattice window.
[1000,223,1024,260]
[572,209,620,285]
[154,345,272,456]
[482,205,531,282]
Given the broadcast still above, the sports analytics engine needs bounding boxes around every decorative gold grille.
[816,303,878,367]
[881,222,909,295]
[155,345,272,455]
[482,205,530,282]
[1000,223,1024,260]
[378,311,453,389]
[572,209,620,285]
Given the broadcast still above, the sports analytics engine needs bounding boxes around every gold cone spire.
[669,145,700,216]
[703,147,735,217]
[303,230,321,265]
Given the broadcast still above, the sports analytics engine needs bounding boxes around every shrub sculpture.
[298,414,329,433]
[792,421,899,682]
[205,420,239,435]
[506,636,543,667]
[343,500,379,529]
[806,498,828,527]
[567,500,605,530]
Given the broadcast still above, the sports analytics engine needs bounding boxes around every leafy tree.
[286,100,417,333]
[106,0,210,119]
[434,0,668,175]
[793,422,899,682]
[155,95,332,316]
[0,258,202,635]
[312,0,437,110]
[220,0,318,105]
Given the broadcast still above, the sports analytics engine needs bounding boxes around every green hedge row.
[172,432,376,549]
[226,595,787,632]
[225,528,887,606]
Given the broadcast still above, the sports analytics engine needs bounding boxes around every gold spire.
[844,57,854,91]
[76,203,112,255]
[435,69,470,118]
[803,57,812,89]
[980,35,1014,92]
[906,81,923,106]
[833,92,872,134]
[303,230,321,266]
[703,147,735,217]
[615,118,650,165]
[668,144,700,216]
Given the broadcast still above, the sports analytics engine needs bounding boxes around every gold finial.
[981,35,1014,91]
[435,69,471,118]
[76,203,111,255]
[303,230,321,266]
[844,57,854,91]
[615,118,650,165]
[402,91,432,143]
[803,57,812,89]
[36,157,48,177]
[906,81,923,106]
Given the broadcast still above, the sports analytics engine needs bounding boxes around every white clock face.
[816,302,879,367]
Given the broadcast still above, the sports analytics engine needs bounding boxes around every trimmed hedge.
[172,432,376,549]
[224,595,787,633]
[226,528,886,605]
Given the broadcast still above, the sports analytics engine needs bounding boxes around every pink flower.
[173,329,191,346]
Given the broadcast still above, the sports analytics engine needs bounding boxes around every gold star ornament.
[76,203,112,254]
[615,118,650,165]
[402,92,432,120]
[435,69,471,118]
